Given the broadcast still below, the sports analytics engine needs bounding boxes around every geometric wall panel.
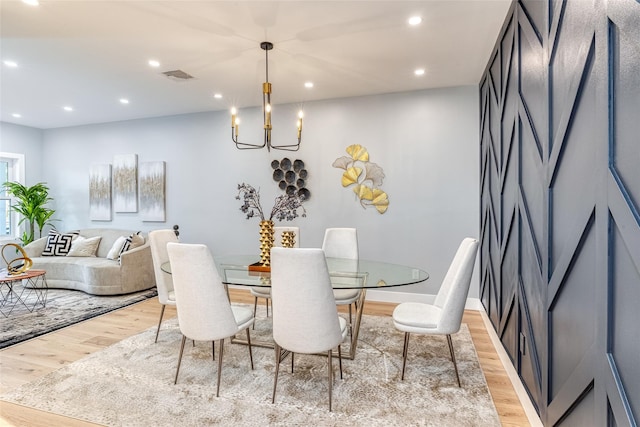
[520,0,545,41]
[610,221,640,423]
[549,221,596,399]
[549,45,597,272]
[519,123,544,256]
[609,19,640,219]
[479,1,640,425]
[555,386,595,427]
[520,217,544,389]
[549,1,595,153]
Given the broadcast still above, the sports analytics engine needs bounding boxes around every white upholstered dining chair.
[148,229,178,343]
[250,226,299,323]
[167,242,254,397]
[322,228,360,332]
[392,237,478,386]
[270,247,348,412]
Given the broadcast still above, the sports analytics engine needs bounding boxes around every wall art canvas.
[89,163,112,221]
[113,154,138,213]
[139,161,166,222]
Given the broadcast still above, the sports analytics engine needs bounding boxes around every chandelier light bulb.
[298,111,304,119]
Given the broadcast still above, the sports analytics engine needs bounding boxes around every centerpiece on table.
[236,183,306,269]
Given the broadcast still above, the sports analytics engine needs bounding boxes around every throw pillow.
[66,236,102,257]
[129,232,145,250]
[41,230,80,256]
[106,236,127,260]
[118,231,143,258]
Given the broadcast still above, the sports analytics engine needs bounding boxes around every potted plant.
[2,181,57,246]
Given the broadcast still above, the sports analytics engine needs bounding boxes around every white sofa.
[23,228,156,295]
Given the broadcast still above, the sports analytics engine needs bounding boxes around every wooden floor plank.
[0,289,531,426]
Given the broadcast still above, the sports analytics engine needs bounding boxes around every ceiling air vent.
[161,70,194,81]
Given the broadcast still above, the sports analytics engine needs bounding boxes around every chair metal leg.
[328,349,333,412]
[272,344,281,404]
[265,297,270,317]
[252,297,258,329]
[348,304,354,338]
[174,335,187,384]
[216,338,224,397]
[338,345,343,379]
[154,304,166,343]
[446,334,461,387]
[401,332,410,380]
[246,328,254,370]
[212,341,215,361]
[291,352,294,373]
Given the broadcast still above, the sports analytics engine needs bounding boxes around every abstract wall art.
[139,161,166,222]
[89,163,112,221]
[113,154,138,213]
[332,144,389,214]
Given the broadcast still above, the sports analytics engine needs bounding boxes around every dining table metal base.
[231,289,367,360]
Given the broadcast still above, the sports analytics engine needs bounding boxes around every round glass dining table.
[161,255,429,359]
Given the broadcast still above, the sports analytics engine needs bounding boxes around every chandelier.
[231,41,303,152]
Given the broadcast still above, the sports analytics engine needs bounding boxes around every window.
[0,152,26,240]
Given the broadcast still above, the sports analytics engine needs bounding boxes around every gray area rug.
[0,287,157,349]
[1,310,500,426]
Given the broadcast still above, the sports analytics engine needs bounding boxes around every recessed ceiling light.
[148,59,160,68]
[63,106,74,112]
[22,0,39,6]
[213,93,223,99]
[304,82,314,88]
[119,98,130,104]
[414,68,426,76]
[408,16,422,26]
[12,113,22,118]
[3,60,17,68]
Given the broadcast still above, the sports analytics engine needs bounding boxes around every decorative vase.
[258,220,275,266]
[281,231,296,248]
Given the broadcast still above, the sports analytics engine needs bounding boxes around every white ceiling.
[0,0,511,130]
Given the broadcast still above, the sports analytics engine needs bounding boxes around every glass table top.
[212,255,429,289]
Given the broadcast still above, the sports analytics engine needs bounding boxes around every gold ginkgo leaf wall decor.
[332,144,389,214]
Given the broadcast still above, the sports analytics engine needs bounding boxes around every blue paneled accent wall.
[479,0,639,425]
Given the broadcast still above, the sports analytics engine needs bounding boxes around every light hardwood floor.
[0,290,531,426]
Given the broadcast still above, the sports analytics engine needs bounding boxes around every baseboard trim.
[364,290,484,310]
[478,308,544,427]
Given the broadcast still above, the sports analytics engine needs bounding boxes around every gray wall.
[0,122,44,185]
[11,86,480,298]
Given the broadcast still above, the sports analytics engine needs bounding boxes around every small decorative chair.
[148,229,178,343]
[392,237,478,386]
[167,242,254,397]
[270,247,348,412]
[322,228,360,331]
[250,226,299,324]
